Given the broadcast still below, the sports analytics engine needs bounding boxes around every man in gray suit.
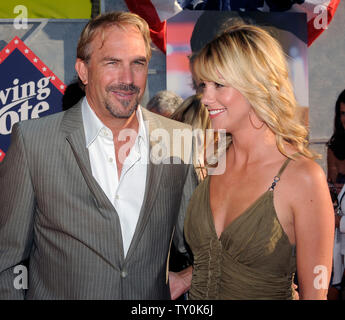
[0,11,196,299]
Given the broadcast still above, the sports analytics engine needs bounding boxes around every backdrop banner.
[0,36,65,158]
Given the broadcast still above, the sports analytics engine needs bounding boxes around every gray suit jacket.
[0,101,197,299]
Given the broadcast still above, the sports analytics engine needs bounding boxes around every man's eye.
[134,60,146,66]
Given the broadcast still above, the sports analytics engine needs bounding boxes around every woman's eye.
[197,82,206,90]
[215,82,224,88]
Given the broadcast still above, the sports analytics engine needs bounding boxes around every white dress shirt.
[338,186,345,251]
[81,97,148,257]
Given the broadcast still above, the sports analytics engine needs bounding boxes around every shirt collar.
[81,97,148,148]
[136,103,148,147]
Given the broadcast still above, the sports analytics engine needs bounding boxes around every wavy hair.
[191,22,317,159]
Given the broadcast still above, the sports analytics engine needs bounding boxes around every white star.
[60,85,65,89]
[42,67,47,72]
[14,39,19,44]
[33,58,38,63]
[24,49,29,54]
[51,76,56,81]
[5,49,10,54]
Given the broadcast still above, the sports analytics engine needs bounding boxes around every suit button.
[120,270,128,278]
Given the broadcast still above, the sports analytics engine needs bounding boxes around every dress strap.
[276,158,292,178]
[269,153,299,191]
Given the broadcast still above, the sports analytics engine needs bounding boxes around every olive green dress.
[184,158,296,300]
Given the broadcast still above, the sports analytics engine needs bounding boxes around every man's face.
[76,24,148,121]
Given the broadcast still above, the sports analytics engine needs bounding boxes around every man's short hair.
[76,11,152,91]
[77,11,152,63]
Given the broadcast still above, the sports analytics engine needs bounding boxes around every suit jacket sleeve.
[340,216,345,233]
[173,147,198,255]
[0,123,35,299]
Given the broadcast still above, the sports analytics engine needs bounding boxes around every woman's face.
[198,80,252,133]
[340,102,345,129]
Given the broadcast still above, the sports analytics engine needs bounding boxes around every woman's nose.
[201,85,215,107]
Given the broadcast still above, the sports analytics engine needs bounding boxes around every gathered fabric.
[185,158,296,300]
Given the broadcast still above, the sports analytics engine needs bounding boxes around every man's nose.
[119,65,134,84]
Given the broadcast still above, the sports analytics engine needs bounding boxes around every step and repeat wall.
[0,0,344,172]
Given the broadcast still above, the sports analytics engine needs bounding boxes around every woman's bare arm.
[291,160,334,299]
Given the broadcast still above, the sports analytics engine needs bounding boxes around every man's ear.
[75,58,88,85]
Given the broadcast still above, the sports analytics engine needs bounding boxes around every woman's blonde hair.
[191,22,317,159]
[171,95,213,180]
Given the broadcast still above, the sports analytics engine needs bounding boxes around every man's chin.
[105,101,138,119]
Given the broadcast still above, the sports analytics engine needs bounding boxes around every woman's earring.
[248,111,264,129]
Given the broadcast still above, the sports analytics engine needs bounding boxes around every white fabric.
[340,215,345,234]
[332,184,345,285]
[151,0,182,21]
[82,97,148,257]
[337,186,345,254]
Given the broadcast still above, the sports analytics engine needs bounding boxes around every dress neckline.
[206,175,272,240]
[206,154,299,242]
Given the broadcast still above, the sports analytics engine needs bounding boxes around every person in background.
[329,183,345,300]
[146,90,183,118]
[327,89,345,194]
[327,90,345,299]
[171,94,211,181]
[62,81,86,111]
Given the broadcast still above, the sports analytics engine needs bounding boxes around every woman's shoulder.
[284,155,327,191]
[281,155,333,223]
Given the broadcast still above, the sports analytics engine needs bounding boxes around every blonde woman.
[182,23,334,300]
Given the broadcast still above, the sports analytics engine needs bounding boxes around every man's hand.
[169,266,193,300]
[293,283,299,300]
[335,214,341,228]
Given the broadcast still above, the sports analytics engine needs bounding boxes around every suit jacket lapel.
[61,104,171,264]
[60,102,125,263]
[125,109,165,262]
